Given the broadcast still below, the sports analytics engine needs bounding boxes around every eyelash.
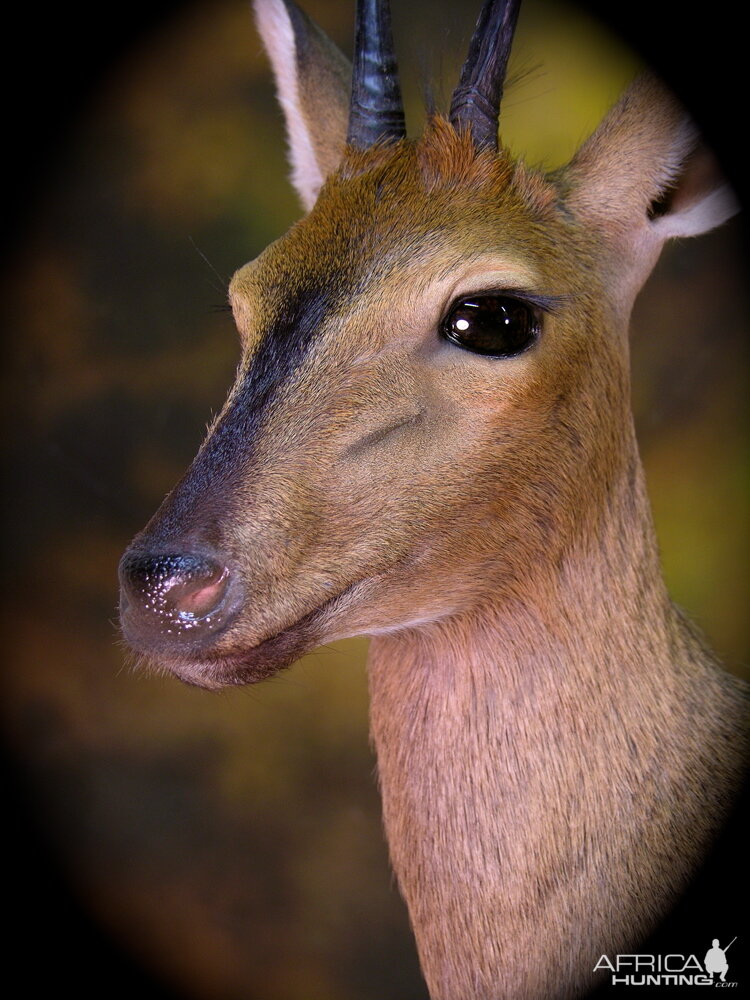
[452,288,565,314]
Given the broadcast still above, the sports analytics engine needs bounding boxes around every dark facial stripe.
[147,281,334,544]
[221,283,332,448]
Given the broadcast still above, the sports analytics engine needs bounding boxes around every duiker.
[119,1,748,997]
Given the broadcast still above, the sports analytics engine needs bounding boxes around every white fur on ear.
[254,0,351,212]
[254,0,322,210]
[651,156,740,239]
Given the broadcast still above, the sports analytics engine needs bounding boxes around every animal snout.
[119,550,239,649]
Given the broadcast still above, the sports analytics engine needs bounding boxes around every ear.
[253,0,351,211]
[562,74,738,293]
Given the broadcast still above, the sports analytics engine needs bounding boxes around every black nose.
[119,551,235,648]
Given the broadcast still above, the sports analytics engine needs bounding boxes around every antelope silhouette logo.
[704,937,736,983]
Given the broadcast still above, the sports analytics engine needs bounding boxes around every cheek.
[432,337,553,419]
[324,421,507,576]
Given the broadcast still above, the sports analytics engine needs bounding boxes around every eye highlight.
[440,293,544,357]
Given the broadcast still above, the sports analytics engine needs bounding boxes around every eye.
[440,294,541,357]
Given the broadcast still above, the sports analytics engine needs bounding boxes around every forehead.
[229,122,563,324]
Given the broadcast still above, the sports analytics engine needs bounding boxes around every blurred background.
[1,1,747,998]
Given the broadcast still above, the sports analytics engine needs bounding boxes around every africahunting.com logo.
[595,937,738,987]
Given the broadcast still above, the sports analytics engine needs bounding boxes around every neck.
[367,463,747,1000]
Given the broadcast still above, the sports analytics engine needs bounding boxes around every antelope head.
[119,0,735,689]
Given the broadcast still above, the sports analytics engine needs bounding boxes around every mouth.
[141,579,361,690]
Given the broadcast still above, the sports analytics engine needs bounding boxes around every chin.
[137,618,322,690]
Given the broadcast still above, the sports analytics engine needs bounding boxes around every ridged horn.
[449,0,522,150]
[347,0,406,149]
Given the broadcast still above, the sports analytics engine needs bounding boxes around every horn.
[449,0,522,150]
[347,0,406,149]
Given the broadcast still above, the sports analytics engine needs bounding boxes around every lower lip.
[158,577,362,687]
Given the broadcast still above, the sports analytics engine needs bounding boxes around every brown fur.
[121,3,748,997]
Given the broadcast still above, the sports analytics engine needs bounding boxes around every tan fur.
[122,6,748,998]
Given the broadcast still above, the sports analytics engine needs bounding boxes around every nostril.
[165,565,230,617]
[120,552,231,621]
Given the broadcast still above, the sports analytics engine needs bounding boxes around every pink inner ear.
[668,144,724,215]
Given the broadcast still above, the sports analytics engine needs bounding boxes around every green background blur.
[2,1,747,998]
